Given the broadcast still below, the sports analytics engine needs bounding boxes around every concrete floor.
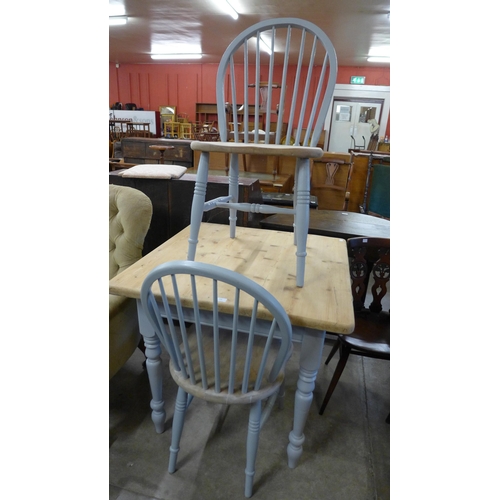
[109,338,389,500]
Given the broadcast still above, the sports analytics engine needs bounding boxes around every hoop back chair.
[319,237,390,415]
[140,260,293,498]
[187,18,338,287]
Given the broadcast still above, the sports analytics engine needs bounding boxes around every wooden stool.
[149,145,174,164]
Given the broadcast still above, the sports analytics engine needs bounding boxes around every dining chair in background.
[319,237,390,415]
[140,260,293,498]
[187,17,338,287]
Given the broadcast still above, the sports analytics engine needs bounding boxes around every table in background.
[260,210,390,239]
[109,222,354,468]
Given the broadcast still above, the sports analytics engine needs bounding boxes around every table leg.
[287,328,325,468]
[137,301,166,434]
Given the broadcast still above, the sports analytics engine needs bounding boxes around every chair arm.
[190,140,324,159]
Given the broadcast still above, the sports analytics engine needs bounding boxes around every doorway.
[324,84,390,154]
[327,98,383,153]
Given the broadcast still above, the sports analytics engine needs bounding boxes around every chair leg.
[319,344,351,415]
[187,152,209,261]
[294,159,311,287]
[228,153,239,239]
[244,400,262,498]
[277,378,286,410]
[325,337,341,365]
[168,387,189,474]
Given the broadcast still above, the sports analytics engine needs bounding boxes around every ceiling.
[109,0,390,68]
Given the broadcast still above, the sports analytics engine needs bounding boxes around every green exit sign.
[350,76,366,84]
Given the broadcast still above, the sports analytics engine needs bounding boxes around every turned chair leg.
[169,388,189,474]
[319,344,351,415]
[245,400,262,498]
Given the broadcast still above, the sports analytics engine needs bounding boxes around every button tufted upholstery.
[109,185,153,379]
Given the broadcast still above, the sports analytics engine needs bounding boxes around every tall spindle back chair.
[140,260,293,498]
[187,18,338,287]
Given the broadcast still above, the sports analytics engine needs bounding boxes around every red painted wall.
[109,63,390,130]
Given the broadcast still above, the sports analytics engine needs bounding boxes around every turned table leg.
[287,328,325,468]
[136,300,166,434]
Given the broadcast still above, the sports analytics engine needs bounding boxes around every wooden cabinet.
[121,137,193,168]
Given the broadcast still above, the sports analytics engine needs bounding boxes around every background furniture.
[188,18,338,287]
[109,184,153,379]
[192,150,293,193]
[109,222,355,468]
[310,152,353,210]
[260,210,390,239]
[347,150,390,218]
[109,170,264,254]
[126,122,151,137]
[148,144,174,164]
[140,260,293,497]
[364,160,390,219]
[319,237,390,415]
[120,137,193,167]
[110,110,161,137]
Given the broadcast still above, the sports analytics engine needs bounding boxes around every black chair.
[319,237,389,415]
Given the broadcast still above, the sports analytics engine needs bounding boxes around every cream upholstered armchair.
[109,184,153,379]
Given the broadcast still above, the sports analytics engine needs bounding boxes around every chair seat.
[342,310,390,355]
[169,325,286,405]
[190,140,324,159]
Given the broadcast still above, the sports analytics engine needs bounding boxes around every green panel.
[368,163,390,218]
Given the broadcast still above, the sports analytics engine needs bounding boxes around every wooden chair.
[319,237,390,415]
[187,18,338,287]
[140,260,293,498]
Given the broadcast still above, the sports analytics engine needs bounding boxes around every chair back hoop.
[216,18,338,147]
[347,237,390,313]
[140,260,293,395]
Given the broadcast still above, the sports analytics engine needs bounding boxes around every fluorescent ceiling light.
[367,56,390,63]
[224,0,238,20]
[151,53,202,60]
[109,16,128,26]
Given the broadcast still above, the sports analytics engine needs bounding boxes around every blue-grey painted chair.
[187,18,338,287]
[140,260,293,498]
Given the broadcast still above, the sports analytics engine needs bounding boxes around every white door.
[326,100,383,153]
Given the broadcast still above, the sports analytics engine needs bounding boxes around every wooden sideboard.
[121,137,194,168]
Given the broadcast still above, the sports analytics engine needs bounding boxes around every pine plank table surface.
[109,222,355,468]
